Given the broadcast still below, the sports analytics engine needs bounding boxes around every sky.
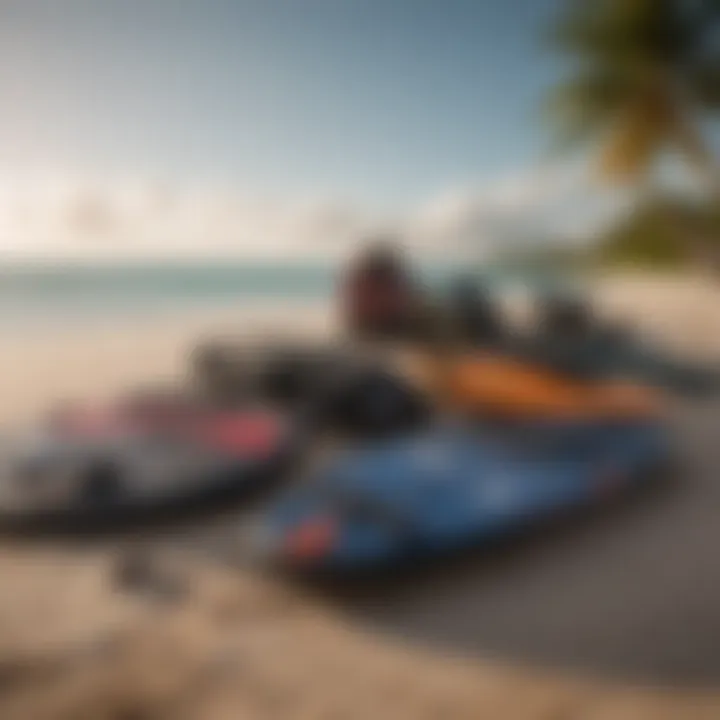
[0,0,628,261]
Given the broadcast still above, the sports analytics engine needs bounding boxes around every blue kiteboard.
[254,418,671,572]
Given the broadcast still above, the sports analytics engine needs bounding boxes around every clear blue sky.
[0,0,563,208]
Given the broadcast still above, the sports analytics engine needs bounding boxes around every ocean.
[0,261,567,326]
[0,262,338,325]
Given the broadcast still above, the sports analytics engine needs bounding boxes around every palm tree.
[547,0,720,194]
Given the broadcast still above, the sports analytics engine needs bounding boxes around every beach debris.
[112,549,189,606]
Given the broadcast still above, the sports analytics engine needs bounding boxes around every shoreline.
[4,271,720,426]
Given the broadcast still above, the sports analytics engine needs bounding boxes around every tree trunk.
[673,120,720,273]
[674,118,720,196]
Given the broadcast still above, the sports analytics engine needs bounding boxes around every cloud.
[0,164,628,262]
[406,163,628,257]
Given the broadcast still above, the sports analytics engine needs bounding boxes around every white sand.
[0,275,719,719]
[0,301,335,428]
[592,273,720,358]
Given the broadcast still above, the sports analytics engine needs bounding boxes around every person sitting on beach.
[448,275,504,345]
[538,292,594,339]
[340,239,422,341]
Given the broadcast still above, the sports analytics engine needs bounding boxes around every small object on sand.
[113,550,189,605]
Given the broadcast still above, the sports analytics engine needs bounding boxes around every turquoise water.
[0,263,336,302]
[0,262,336,324]
[0,261,570,324]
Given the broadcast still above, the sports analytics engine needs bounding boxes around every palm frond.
[691,63,720,110]
[598,101,672,181]
[544,72,628,150]
[551,0,697,68]
[545,0,719,190]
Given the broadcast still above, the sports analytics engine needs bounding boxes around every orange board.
[407,352,664,421]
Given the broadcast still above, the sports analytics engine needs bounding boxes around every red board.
[51,402,285,459]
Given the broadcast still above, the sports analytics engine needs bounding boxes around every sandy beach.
[1,273,720,719]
